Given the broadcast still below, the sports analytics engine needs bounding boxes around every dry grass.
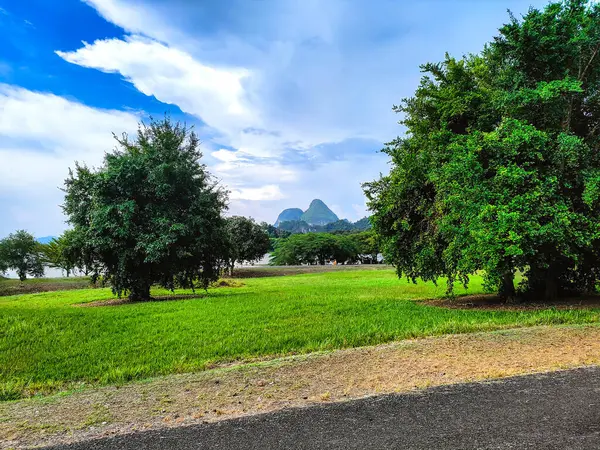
[3,324,600,449]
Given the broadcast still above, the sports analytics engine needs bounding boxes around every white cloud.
[83,0,172,42]
[0,84,139,236]
[56,36,253,134]
[213,159,298,185]
[51,0,409,228]
[211,149,242,163]
[0,84,138,154]
[229,185,285,201]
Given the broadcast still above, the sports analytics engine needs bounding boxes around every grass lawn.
[1,269,599,401]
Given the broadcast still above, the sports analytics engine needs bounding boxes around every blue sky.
[0,0,547,238]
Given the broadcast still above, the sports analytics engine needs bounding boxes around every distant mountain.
[352,217,372,231]
[274,208,304,227]
[274,199,339,228]
[273,200,371,232]
[300,199,339,226]
[37,236,56,244]
[276,215,372,234]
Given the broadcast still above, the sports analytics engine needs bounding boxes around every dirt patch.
[3,324,600,449]
[424,294,600,311]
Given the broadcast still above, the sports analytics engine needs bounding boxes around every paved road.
[46,367,600,449]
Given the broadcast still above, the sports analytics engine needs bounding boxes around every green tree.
[63,117,229,301]
[349,231,380,264]
[365,0,600,301]
[59,228,100,277]
[331,234,359,264]
[259,222,291,239]
[40,233,76,277]
[0,230,44,281]
[225,216,271,275]
[270,233,358,265]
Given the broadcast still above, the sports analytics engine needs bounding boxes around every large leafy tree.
[365,0,600,301]
[224,216,271,275]
[63,118,229,301]
[0,230,44,281]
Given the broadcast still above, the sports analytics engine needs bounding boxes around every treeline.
[0,230,86,281]
[0,215,272,282]
[270,231,380,266]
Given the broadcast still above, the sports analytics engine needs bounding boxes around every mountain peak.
[274,208,304,227]
[273,199,339,227]
[308,199,327,208]
[301,199,338,226]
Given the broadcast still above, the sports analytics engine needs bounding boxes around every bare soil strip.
[3,324,600,449]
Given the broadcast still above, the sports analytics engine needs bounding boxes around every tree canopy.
[39,233,77,277]
[0,230,44,281]
[225,216,271,274]
[270,233,359,265]
[63,117,228,300]
[364,0,600,301]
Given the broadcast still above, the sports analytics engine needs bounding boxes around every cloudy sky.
[0,0,547,238]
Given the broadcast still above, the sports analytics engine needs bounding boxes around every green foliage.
[348,231,381,264]
[0,230,44,281]
[270,232,359,265]
[224,216,271,274]
[365,0,600,300]
[2,269,599,399]
[62,117,228,300]
[259,222,291,240]
[39,233,77,277]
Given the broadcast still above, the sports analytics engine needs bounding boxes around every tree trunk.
[17,268,27,282]
[129,284,151,302]
[500,272,516,301]
[545,275,558,303]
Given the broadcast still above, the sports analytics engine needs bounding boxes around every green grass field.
[2,269,599,401]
